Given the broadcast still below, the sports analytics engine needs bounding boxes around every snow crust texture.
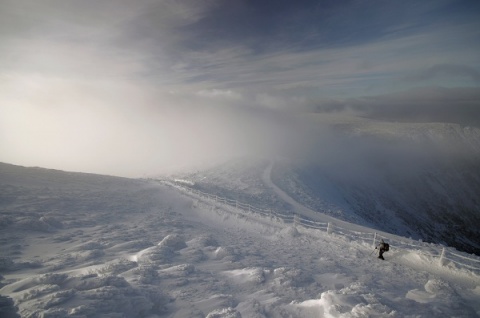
[1,163,479,317]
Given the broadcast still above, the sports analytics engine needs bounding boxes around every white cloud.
[152,0,219,27]
[153,19,480,99]
[1,0,479,177]
[196,89,242,100]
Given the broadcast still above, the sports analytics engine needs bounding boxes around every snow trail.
[178,160,480,288]
[262,161,396,236]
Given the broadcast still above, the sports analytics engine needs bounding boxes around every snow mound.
[158,234,187,251]
[132,265,159,284]
[206,307,241,318]
[134,245,173,263]
[133,235,188,264]
[161,263,195,277]
[424,278,453,295]
[95,259,137,276]
[188,234,219,247]
[43,289,76,309]
[213,246,239,261]
[273,267,311,287]
[5,269,171,317]
[222,267,266,285]
[16,218,56,232]
[287,283,395,317]
[76,275,129,290]
[236,298,268,318]
[405,278,479,316]
[278,226,300,238]
[77,285,170,317]
[107,240,153,252]
[182,246,207,262]
[191,294,237,316]
[39,216,63,229]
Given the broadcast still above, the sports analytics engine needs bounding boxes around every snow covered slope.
[305,117,480,255]
[1,162,479,317]
[172,116,480,256]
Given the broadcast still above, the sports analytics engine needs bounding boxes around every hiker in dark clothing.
[376,239,389,260]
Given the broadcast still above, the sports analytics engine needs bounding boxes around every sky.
[1,0,479,177]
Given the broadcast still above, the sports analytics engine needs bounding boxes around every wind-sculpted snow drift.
[0,162,479,317]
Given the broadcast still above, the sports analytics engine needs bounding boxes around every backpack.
[384,243,389,251]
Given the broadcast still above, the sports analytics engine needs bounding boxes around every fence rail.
[160,180,480,273]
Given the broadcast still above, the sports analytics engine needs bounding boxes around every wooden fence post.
[439,247,445,266]
[373,232,377,247]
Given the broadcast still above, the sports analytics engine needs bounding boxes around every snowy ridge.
[2,163,480,317]
[318,115,480,153]
[162,180,480,275]
[173,155,480,255]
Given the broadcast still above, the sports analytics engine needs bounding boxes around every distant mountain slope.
[173,119,480,255]
[339,120,480,254]
[0,162,135,189]
[0,162,159,236]
[279,118,480,254]
[271,158,480,255]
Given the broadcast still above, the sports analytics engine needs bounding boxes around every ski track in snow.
[0,163,479,317]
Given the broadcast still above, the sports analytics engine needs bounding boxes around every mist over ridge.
[169,116,480,255]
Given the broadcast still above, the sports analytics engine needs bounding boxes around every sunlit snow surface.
[1,163,479,317]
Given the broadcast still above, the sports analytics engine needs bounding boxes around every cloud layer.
[1,0,479,176]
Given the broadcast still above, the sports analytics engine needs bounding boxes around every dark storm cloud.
[109,0,480,100]
[406,64,480,82]
[1,0,480,177]
[174,0,459,52]
[313,87,480,126]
